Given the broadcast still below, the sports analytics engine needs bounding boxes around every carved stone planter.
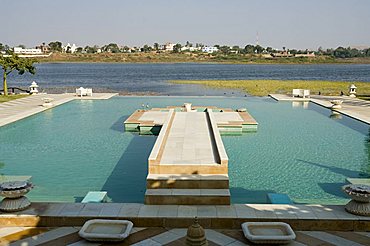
[342,184,370,216]
[0,181,33,212]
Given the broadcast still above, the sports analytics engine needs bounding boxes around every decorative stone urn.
[330,100,343,109]
[342,184,370,216]
[0,181,33,212]
[186,217,208,246]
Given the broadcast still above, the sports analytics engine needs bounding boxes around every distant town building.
[161,43,175,51]
[202,46,219,53]
[62,43,78,53]
[181,46,198,52]
[295,52,315,58]
[271,51,294,57]
[13,47,42,55]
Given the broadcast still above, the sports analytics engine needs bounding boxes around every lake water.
[7,63,370,96]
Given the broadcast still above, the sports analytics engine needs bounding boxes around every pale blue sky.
[1,0,369,49]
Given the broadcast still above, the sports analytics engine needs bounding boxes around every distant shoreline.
[34,53,370,65]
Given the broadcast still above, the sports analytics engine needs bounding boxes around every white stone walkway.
[270,94,370,124]
[160,112,217,165]
[0,93,117,127]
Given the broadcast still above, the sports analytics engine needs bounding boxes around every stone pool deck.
[270,94,370,124]
[1,203,369,231]
[0,93,118,127]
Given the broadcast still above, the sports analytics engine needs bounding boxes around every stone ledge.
[1,203,369,231]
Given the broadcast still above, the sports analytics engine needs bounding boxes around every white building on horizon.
[161,43,175,51]
[202,46,219,53]
[62,43,78,53]
[13,47,42,55]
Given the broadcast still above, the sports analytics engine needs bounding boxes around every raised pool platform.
[124,105,258,205]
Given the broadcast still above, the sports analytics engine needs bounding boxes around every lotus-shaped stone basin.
[343,184,370,203]
[0,181,33,199]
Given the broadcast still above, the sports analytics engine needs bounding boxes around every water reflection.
[329,111,342,120]
[292,101,309,109]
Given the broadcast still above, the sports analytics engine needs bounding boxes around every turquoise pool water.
[0,97,369,204]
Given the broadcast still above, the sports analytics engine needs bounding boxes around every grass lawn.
[0,94,29,103]
[170,79,370,97]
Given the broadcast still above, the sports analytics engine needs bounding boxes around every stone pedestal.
[0,181,33,212]
[343,184,370,216]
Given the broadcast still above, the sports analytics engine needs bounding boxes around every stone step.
[144,189,230,205]
[149,164,227,175]
[146,174,229,189]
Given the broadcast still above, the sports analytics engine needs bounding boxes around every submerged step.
[146,174,229,189]
[144,188,230,205]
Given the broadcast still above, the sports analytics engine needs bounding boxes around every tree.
[266,47,273,53]
[102,43,120,53]
[49,41,62,52]
[85,45,98,53]
[333,47,351,58]
[173,43,182,53]
[365,48,370,57]
[0,43,3,51]
[244,44,255,54]
[1,51,36,96]
[142,45,152,52]
[75,47,83,53]
[18,44,26,49]
[255,45,264,54]
[153,43,159,51]
[219,46,230,54]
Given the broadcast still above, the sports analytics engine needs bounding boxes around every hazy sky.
[1,0,369,50]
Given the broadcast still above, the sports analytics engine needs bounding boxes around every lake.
[7,63,370,96]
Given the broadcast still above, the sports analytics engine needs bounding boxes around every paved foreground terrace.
[0,202,369,245]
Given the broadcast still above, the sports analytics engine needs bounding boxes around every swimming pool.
[0,96,369,204]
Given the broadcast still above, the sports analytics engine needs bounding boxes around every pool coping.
[1,203,369,231]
